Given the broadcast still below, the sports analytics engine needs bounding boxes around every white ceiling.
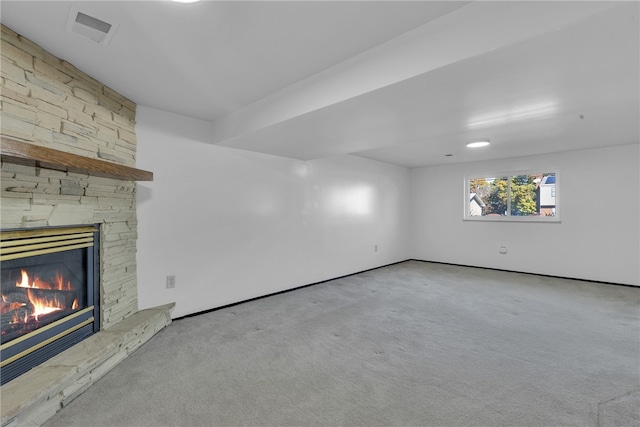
[1,1,638,168]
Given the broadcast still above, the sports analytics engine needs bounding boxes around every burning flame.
[16,270,29,288]
[16,269,73,291]
[3,269,78,324]
[56,272,73,291]
[27,288,63,321]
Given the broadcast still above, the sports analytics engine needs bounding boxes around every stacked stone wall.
[1,24,139,328]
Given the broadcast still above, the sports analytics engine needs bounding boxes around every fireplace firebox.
[1,225,100,385]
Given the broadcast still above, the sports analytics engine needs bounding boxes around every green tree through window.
[510,175,538,216]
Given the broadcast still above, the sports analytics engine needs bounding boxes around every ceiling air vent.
[66,6,118,45]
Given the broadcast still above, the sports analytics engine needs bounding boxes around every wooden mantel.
[0,137,153,181]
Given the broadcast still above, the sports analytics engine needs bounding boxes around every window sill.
[464,216,561,223]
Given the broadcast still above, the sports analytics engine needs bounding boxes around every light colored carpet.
[44,261,640,426]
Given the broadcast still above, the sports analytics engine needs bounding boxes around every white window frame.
[463,169,560,222]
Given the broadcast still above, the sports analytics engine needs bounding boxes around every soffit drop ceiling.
[1,1,638,168]
[1,1,466,121]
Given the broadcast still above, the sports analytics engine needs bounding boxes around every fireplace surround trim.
[0,224,101,384]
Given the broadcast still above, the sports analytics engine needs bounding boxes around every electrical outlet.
[374,244,378,252]
[166,275,175,289]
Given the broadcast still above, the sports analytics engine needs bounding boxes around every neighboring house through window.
[469,193,486,216]
[536,174,556,216]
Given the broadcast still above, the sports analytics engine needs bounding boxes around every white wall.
[410,144,640,286]
[135,106,411,318]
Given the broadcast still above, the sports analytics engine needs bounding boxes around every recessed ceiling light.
[466,140,490,148]
[170,0,201,3]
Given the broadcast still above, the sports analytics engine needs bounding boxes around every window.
[465,171,558,221]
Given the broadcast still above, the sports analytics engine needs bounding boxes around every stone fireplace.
[1,24,172,426]
[0,23,140,330]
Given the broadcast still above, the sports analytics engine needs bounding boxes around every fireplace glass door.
[0,225,100,384]
[1,249,88,343]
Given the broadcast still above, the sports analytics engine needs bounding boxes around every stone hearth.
[1,303,173,427]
